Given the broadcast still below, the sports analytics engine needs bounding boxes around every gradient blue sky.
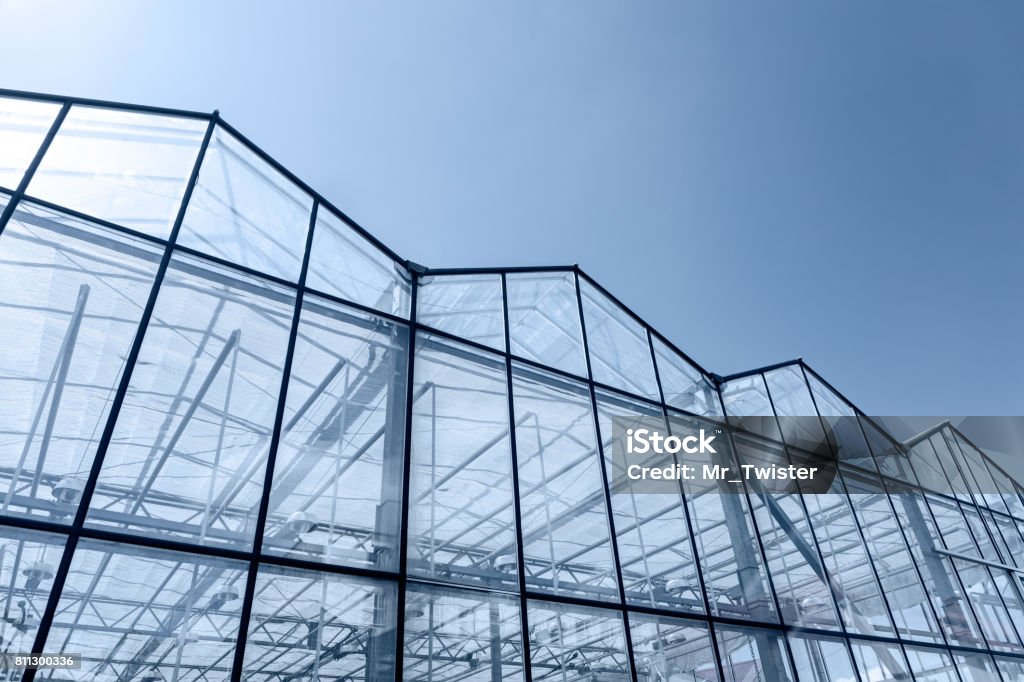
[2,1,1021,415]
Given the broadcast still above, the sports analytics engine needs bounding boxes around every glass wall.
[1,89,1022,681]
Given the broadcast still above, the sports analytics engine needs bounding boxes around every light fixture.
[494,554,516,572]
[51,477,85,504]
[284,511,318,536]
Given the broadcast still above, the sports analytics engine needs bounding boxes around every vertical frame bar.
[23,112,219,682]
[228,198,320,681]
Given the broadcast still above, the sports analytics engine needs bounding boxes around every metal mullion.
[0,101,70,239]
[945,432,1024,555]
[0,87,210,120]
[647,327,729,682]
[211,118,406,268]
[798,365,903,651]
[914,481,1024,653]
[392,269,419,681]
[171,242,302,291]
[759,373,851,636]
[228,198,319,681]
[714,379,804,682]
[13,192,170,248]
[574,267,714,380]
[501,273,536,682]
[21,112,217,682]
[572,268,640,682]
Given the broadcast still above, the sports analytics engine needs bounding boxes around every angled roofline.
[4,87,1012,482]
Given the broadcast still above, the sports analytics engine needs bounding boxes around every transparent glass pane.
[407,335,517,589]
[404,583,524,681]
[956,652,1001,682]
[653,336,722,417]
[888,485,986,647]
[579,279,659,400]
[241,564,396,682]
[505,270,587,377]
[848,639,911,682]
[596,391,702,613]
[0,526,67,654]
[862,417,917,485]
[30,106,206,238]
[0,96,60,190]
[994,655,1024,681]
[178,126,313,280]
[527,600,630,682]
[677,413,778,623]
[306,207,411,317]
[417,274,505,350]
[841,468,944,643]
[787,633,856,682]
[714,625,794,682]
[800,475,895,638]
[720,374,783,442]
[763,365,827,453]
[262,296,408,571]
[40,539,247,681]
[804,372,876,471]
[904,645,958,682]
[629,612,720,682]
[0,200,162,523]
[513,364,618,601]
[736,434,841,630]
[87,253,295,548]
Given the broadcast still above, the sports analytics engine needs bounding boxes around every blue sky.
[2,1,1021,415]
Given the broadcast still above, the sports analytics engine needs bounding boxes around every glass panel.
[512,364,617,601]
[862,417,917,485]
[653,336,723,418]
[841,468,944,643]
[417,274,505,350]
[908,437,960,497]
[930,431,975,502]
[595,391,702,613]
[0,526,67,655]
[953,432,1011,513]
[28,106,207,238]
[763,365,827,453]
[678,413,778,623]
[262,296,408,571]
[848,639,911,682]
[305,207,410,317]
[994,655,1024,681]
[800,475,895,638]
[404,583,524,681]
[736,434,841,630]
[241,564,396,682]
[527,600,630,682]
[178,126,313,281]
[956,652,1001,682]
[0,200,162,522]
[714,625,794,682]
[40,539,247,681]
[407,335,517,590]
[720,374,782,442]
[805,372,876,471]
[787,633,856,682]
[904,646,958,682]
[888,484,987,647]
[86,253,295,548]
[579,279,659,400]
[505,270,587,377]
[0,96,60,190]
[629,612,720,682]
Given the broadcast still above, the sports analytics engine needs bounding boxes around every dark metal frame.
[0,87,1022,682]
